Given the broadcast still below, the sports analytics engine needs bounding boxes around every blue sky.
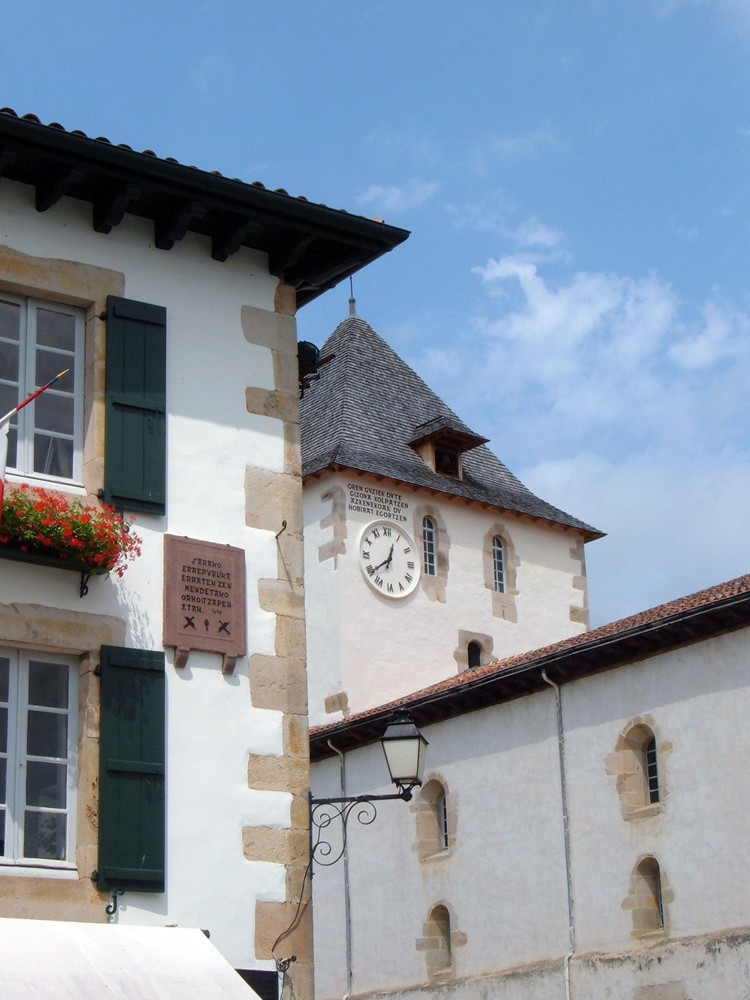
[3,0,750,625]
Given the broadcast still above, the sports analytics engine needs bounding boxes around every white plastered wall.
[304,470,588,724]
[0,180,291,969]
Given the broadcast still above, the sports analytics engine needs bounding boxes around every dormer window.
[409,416,487,482]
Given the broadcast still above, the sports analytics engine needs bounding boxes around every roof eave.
[311,585,750,759]
[0,111,409,307]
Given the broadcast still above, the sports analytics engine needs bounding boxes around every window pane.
[0,708,7,755]
[32,390,75,436]
[0,657,9,702]
[0,299,20,342]
[27,711,68,759]
[24,811,66,861]
[36,348,75,389]
[26,761,67,809]
[35,309,76,352]
[33,433,74,479]
[28,661,69,709]
[0,758,6,805]
[0,340,19,383]
[0,807,5,855]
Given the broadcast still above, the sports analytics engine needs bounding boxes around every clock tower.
[300,307,602,725]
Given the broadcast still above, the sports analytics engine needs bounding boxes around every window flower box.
[0,485,142,593]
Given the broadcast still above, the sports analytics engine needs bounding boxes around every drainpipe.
[541,669,574,1000]
[326,739,353,999]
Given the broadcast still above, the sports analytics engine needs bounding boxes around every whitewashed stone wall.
[311,626,750,999]
[304,469,589,724]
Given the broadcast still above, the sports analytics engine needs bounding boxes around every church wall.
[304,469,589,724]
[311,693,569,998]
[0,179,311,989]
[311,622,750,999]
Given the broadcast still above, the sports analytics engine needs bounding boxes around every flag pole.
[0,368,70,427]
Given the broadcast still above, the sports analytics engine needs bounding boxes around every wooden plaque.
[163,535,247,673]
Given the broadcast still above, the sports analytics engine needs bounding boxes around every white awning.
[0,918,261,999]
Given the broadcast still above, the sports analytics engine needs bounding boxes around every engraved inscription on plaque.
[164,535,247,673]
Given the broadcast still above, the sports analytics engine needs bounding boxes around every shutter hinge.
[94,664,102,677]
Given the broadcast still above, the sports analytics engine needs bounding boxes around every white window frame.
[0,293,85,488]
[0,648,78,870]
[492,536,505,593]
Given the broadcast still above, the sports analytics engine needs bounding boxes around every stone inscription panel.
[164,535,247,668]
[347,483,408,522]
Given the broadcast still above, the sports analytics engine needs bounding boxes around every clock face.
[358,521,421,599]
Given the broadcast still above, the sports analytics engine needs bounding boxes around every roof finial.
[348,276,357,317]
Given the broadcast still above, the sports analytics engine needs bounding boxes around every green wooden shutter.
[104,296,167,514]
[98,645,165,893]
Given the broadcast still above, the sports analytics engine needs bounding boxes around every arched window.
[427,904,451,973]
[417,779,451,857]
[422,516,437,576]
[608,721,662,818]
[467,641,482,669]
[492,536,505,593]
[629,857,665,935]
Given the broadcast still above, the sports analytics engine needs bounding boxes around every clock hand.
[372,544,395,572]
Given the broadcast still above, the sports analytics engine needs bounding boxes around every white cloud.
[523,449,750,627]
[669,300,750,369]
[469,126,564,176]
[413,248,750,624]
[509,217,564,250]
[356,178,439,214]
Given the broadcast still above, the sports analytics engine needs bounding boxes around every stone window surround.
[624,855,673,939]
[606,716,669,821]
[0,243,125,500]
[0,601,124,915]
[482,523,518,622]
[453,629,494,673]
[417,901,467,979]
[414,774,457,861]
[412,504,449,604]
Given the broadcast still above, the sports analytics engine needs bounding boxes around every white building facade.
[0,108,406,998]
[310,575,750,1000]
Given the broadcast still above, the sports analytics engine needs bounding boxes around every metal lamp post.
[309,710,428,868]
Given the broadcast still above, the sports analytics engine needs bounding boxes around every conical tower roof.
[300,314,602,539]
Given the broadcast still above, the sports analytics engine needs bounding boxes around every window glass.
[422,517,437,576]
[27,712,68,759]
[492,536,505,593]
[24,811,67,861]
[29,661,69,709]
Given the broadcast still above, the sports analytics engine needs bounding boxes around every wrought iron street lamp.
[309,710,428,868]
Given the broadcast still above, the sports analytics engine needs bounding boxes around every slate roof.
[310,571,750,759]
[300,313,602,538]
[0,108,409,307]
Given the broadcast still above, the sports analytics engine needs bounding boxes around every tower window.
[422,516,437,576]
[492,536,505,593]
